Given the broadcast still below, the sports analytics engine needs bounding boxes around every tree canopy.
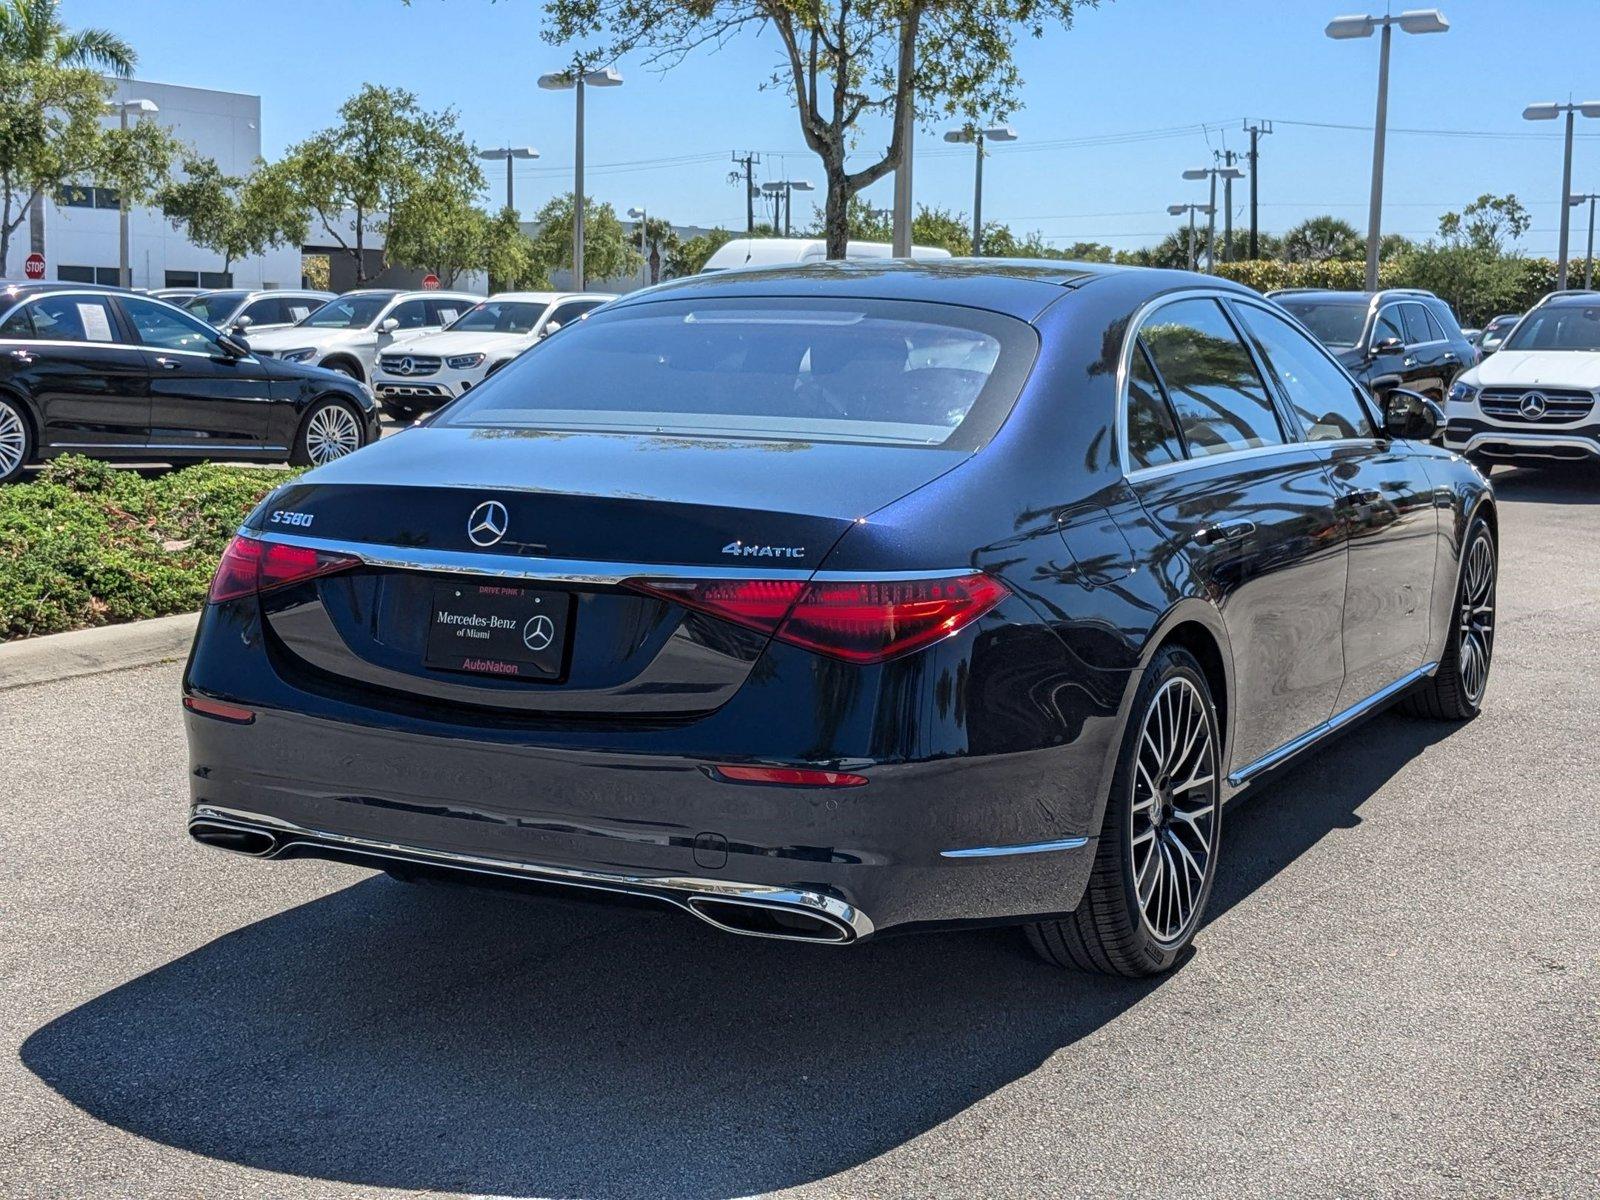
[158,156,306,275]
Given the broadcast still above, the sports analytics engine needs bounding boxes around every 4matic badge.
[722,541,806,559]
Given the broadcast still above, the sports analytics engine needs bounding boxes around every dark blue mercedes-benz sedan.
[183,260,1496,976]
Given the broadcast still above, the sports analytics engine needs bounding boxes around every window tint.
[1125,340,1184,469]
[240,298,286,327]
[546,299,603,329]
[1138,298,1283,458]
[29,295,119,343]
[1372,307,1405,347]
[1400,302,1433,345]
[1503,303,1600,351]
[122,297,224,354]
[283,299,317,323]
[1426,301,1458,340]
[1273,299,1367,349]
[0,305,33,338]
[388,299,429,330]
[1236,304,1375,442]
[426,298,465,326]
[448,300,546,334]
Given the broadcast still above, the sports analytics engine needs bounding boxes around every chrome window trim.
[249,529,973,586]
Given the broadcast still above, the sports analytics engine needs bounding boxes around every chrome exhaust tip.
[684,895,856,944]
[189,819,278,858]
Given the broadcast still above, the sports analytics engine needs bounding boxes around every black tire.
[0,394,31,483]
[290,398,367,467]
[1027,644,1222,976]
[323,359,362,382]
[1401,514,1495,721]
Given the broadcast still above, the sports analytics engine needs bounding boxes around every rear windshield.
[440,297,1037,449]
[1275,299,1368,350]
[1501,304,1600,352]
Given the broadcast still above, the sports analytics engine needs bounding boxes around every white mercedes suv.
[372,291,613,419]
[1443,290,1600,468]
[244,289,478,384]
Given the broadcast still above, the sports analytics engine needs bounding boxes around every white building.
[3,78,302,291]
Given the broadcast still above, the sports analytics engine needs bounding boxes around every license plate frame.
[421,582,571,680]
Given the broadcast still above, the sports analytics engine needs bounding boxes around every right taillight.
[208,534,359,603]
[625,572,1007,664]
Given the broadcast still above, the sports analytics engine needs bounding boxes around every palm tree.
[0,0,135,269]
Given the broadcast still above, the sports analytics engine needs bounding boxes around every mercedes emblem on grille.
[467,500,509,547]
[1518,391,1548,419]
[394,356,416,376]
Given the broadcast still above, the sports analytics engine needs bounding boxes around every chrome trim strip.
[939,835,1090,859]
[249,529,970,585]
[1227,662,1439,787]
[188,805,874,940]
[54,442,288,453]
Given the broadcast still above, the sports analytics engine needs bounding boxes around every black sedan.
[182,261,1496,976]
[0,284,379,482]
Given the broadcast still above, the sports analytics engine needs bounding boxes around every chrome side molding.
[939,836,1090,859]
[1227,662,1439,787]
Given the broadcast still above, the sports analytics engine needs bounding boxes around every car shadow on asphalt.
[21,710,1453,1200]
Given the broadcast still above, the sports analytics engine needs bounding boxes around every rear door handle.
[1443,352,1459,363]
[155,356,181,371]
[1192,519,1255,546]
[1337,487,1383,507]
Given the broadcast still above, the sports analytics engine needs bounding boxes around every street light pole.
[627,205,648,286]
[1182,166,1244,275]
[1326,9,1450,291]
[1169,204,1214,273]
[1571,193,1600,289]
[538,66,623,289]
[943,125,1018,256]
[114,98,158,288]
[1525,103,1600,287]
[477,147,539,214]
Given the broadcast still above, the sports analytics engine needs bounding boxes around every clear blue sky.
[63,0,1600,257]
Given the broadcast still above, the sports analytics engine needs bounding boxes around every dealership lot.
[2,466,1595,1200]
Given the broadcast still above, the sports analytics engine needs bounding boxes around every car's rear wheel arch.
[0,384,38,449]
[1159,620,1229,751]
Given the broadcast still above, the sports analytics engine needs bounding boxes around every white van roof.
[700,237,953,273]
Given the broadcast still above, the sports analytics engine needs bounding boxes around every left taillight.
[625,572,1009,664]
[208,534,360,603]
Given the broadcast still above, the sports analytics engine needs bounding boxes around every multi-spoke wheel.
[0,397,31,483]
[1028,644,1222,976]
[1404,513,1496,720]
[292,400,365,467]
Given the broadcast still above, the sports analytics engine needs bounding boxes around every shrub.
[0,456,297,640]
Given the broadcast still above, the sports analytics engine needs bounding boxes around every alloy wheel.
[1130,676,1218,944]
[0,402,25,477]
[305,405,361,465]
[1458,532,1495,705]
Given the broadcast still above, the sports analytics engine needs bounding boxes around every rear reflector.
[710,765,868,788]
[183,695,256,724]
[626,572,1008,663]
[208,534,360,603]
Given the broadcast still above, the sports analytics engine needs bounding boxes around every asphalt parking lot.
[2,465,1596,1200]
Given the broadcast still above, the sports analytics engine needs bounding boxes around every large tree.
[0,0,134,74]
[528,193,640,283]
[284,85,484,284]
[542,1,1098,259]
[1438,194,1531,256]
[158,155,307,277]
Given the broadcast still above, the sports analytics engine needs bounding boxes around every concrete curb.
[0,611,198,690]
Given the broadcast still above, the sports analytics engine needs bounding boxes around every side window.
[29,295,119,343]
[1235,304,1376,442]
[1138,297,1284,458]
[1422,304,1449,342]
[0,304,35,339]
[387,299,429,330]
[284,298,317,323]
[1372,307,1405,348]
[1125,340,1185,469]
[546,300,601,329]
[121,297,224,354]
[1400,302,1434,345]
[427,298,464,326]
[240,298,283,327]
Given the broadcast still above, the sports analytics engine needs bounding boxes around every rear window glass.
[1275,299,1368,349]
[441,297,1037,449]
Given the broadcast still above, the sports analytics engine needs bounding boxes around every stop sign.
[421,274,439,290]
[23,253,44,280]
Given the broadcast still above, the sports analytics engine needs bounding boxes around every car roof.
[0,281,128,298]
[486,291,614,304]
[603,258,1216,322]
[1538,290,1600,307]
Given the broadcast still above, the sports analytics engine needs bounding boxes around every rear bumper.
[183,699,1102,940]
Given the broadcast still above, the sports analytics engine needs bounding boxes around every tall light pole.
[478,147,538,214]
[1524,101,1600,289]
[1168,204,1214,273]
[1571,192,1600,290]
[627,205,649,286]
[1182,166,1244,274]
[1327,9,1449,290]
[761,180,814,237]
[537,65,623,288]
[114,98,158,288]
[943,124,1018,255]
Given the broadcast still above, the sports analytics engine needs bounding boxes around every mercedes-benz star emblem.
[395,356,415,376]
[1518,391,1548,419]
[522,614,555,652]
[467,500,509,547]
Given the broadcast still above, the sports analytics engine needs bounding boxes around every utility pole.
[1243,119,1272,258]
[731,152,761,234]
[1216,148,1239,262]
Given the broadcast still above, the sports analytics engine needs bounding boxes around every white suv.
[373,291,612,419]
[181,288,334,337]
[244,289,478,383]
[1443,291,1600,468]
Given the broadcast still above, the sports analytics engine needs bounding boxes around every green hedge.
[0,456,295,640]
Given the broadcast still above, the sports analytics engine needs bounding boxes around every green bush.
[0,456,297,640]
